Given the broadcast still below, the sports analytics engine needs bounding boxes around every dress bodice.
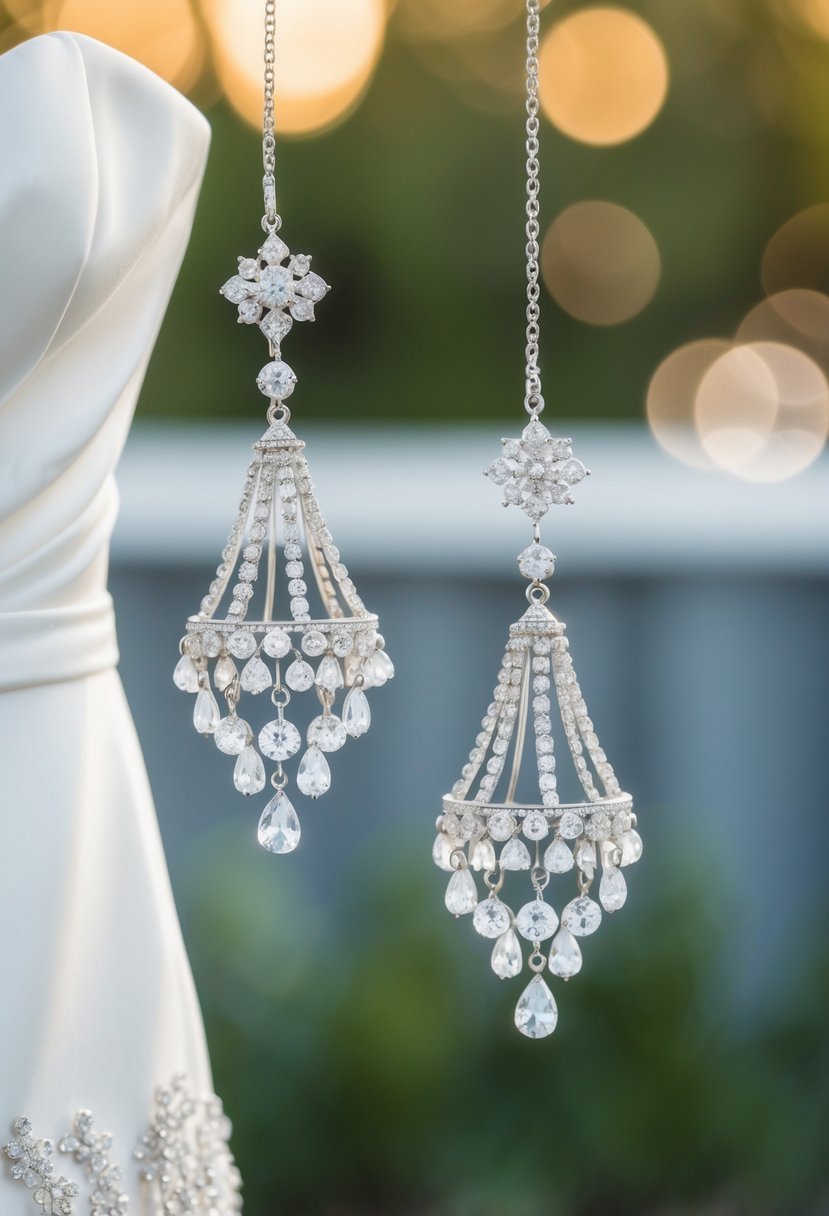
[0,31,209,690]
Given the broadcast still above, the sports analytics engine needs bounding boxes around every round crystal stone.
[257,359,296,400]
[308,714,347,753]
[472,898,512,939]
[263,627,292,658]
[258,264,295,308]
[518,542,556,581]
[584,810,612,841]
[561,895,603,937]
[487,810,517,842]
[258,719,302,761]
[214,716,249,755]
[522,810,549,840]
[228,630,257,659]
[201,631,222,658]
[301,631,328,657]
[331,631,353,658]
[558,811,584,840]
[515,899,559,942]
[238,298,262,324]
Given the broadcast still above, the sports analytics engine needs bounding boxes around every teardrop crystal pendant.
[173,31,392,856]
[432,0,640,1040]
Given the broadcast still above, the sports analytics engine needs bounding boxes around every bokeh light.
[762,204,829,296]
[3,0,61,33]
[788,0,829,39]
[737,289,829,379]
[57,0,203,91]
[695,341,829,481]
[202,0,385,137]
[541,201,661,326]
[647,340,731,469]
[393,0,520,41]
[538,7,669,146]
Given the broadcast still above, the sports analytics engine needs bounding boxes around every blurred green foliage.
[185,827,828,1215]
[136,0,829,426]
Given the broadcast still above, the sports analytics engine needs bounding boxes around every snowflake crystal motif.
[219,228,330,354]
[59,1110,129,1215]
[484,418,589,523]
[4,1117,80,1214]
[134,1075,242,1215]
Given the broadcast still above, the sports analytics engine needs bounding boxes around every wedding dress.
[0,32,242,1213]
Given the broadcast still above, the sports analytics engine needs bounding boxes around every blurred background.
[4,0,829,1212]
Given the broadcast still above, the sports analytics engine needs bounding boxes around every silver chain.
[262,0,278,230]
[524,0,543,416]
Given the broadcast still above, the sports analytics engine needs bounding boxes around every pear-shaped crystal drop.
[544,837,574,874]
[432,832,459,872]
[257,791,301,854]
[233,746,265,795]
[193,688,220,734]
[445,867,477,916]
[173,654,199,693]
[343,686,371,737]
[491,928,523,979]
[296,745,331,798]
[285,658,315,691]
[315,655,343,692]
[515,974,558,1039]
[599,865,628,912]
[374,650,394,681]
[500,838,531,871]
[469,837,496,872]
[548,927,582,979]
[213,654,238,692]
[618,829,643,866]
[240,655,272,694]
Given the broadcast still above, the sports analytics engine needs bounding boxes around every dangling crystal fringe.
[434,599,640,1038]
[176,418,392,853]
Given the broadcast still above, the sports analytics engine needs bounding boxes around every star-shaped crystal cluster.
[484,418,589,522]
[219,229,330,355]
[4,1117,80,1214]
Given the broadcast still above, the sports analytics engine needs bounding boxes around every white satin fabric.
[0,31,218,1204]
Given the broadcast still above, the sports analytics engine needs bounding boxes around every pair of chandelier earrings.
[172,0,642,1040]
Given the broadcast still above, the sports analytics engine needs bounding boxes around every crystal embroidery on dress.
[3,1076,242,1214]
